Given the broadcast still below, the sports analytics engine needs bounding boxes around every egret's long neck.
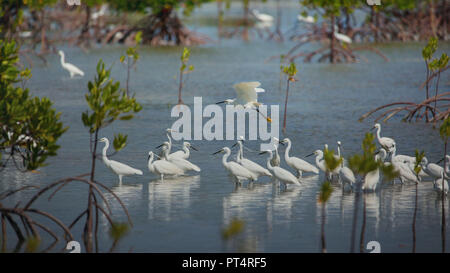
[315,152,323,167]
[183,144,190,158]
[148,153,155,172]
[266,152,274,171]
[376,127,382,142]
[59,53,65,66]
[391,148,396,160]
[167,133,172,152]
[102,140,110,164]
[222,150,230,168]
[337,146,341,158]
[284,140,291,162]
[238,141,244,160]
[163,147,170,160]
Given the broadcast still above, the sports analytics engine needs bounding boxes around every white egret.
[435,170,449,195]
[371,123,396,154]
[336,142,355,187]
[271,137,282,167]
[422,157,446,182]
[99,137,143,184]
[260,150,300,189]
[167,141,197,160]
[216,81,271,123]
[251,9,274,23]
[391,155,420,184]
[213,147,257,183]
[233,138,272,180]
[324,143,342,179]
[280,138,319,178]
[159,142,201,173]
[333,25,352,44]
[297,14,315,24]
[147,151,184,181]
[58,50,84,78]
[306,149,331,180]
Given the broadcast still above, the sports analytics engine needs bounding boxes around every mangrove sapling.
[348,133,398,252]
[80,59,142,252]
[177,47,194,105]
[360,38,449,123]
[120,31,142,97]
[281,62,297,133]
[439,117,450,253]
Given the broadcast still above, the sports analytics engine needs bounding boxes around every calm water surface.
[1,1,450,253]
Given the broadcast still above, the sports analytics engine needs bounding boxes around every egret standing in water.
[333,25,352,44]
[99,137,143,184]
[213,147,257,184]
[167,141,198,160]
[372,123,396,154]
[271,137,282,167]
[58,50,84,78]
[232,137,272,181]
[147,151,184,181]
[336,141,355,187]
[216,81,272,123]
[281,138,319,178]
[260,150,300,189]
[435,170,449,195]
[158,142,201,173]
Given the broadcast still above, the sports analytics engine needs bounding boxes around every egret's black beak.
[279,141,285,146]
[231,142,238,148]
[155,143,164,149]
[259,151,267,155]
[306,152,314,157]
[370,126,376,131]
[375,150,380,155]
[216,101,226,105]
[437,158,444,164]
[212,149,222,155]
[190,146,198,151]
[147,154,151,161]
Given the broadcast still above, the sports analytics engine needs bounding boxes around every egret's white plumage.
[99,137,142,184]
[297,14,315,23]
[252,9,274,23]
[58,50,84,78]
[91,4,108,20]
[214,147,257,183]
[333,25,352,44]
[167,141,197,160]
[435,170,449,195]
[161,142,200,173]
[262,150,300,189]
[372,123,396,153]
[271,137,281,167]
[421,157,445,182]
[281,138,319,178]
[235,139,272,180]
[147,151,184,181]
[336,141,355,186]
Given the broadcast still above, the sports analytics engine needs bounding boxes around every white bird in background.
[435,170,449,195]
[260,150,300,189]
[281,138,319,178]
[372,123,396,154]
[216,81,272,123]
[167,141,198,160]
[58,50,84,78]
[251,9,274,23]
[307,149,331,180]
[159,142,201,173]
[297,14,315,24]
[422,157,446,182]
[99,137,143,184]
[271,137,282,167]
[336,141,356,187]
[147,151,184,181]
[213,147,257,184]
[324,143,342,178]
[91,4,108,20]
[333,25,352,44]
[233,137,272,181]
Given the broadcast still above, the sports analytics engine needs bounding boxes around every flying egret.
[213,147,257,184]
[280,138,319,178]
[159,142,201,173]
[58,50,84,78]
[147,151,184,181]
[232,137,272,181]
[260,150,300,189]
[435,170,449,195]
[297,14,315,23]
[251,9,274,23]
[333,25,352,44]
[167,141,198,160]
[99,137,143,184]
[216,81,272,123]
[372,123,396,154]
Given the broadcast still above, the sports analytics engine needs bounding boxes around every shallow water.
[1,1,450,253]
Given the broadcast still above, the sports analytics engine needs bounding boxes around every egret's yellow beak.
[266,117,272,123]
